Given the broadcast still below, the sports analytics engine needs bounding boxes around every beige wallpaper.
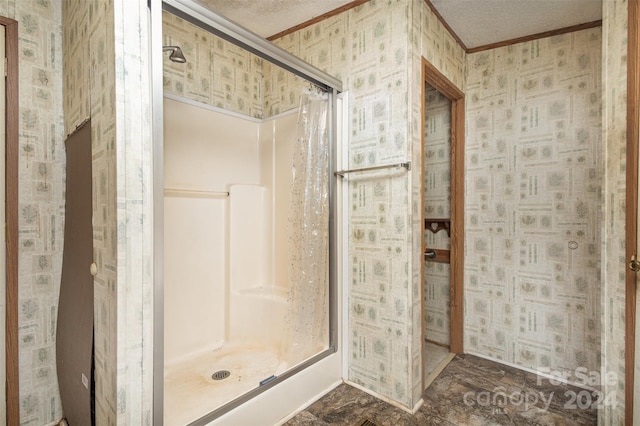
[63,0,118,422]
[465,28,602,379]
[279,0,417,407]
[270,0,466,409]
[409,0,466,404]
[162,11,264,119]
[48,0,624,422]
[63,0,155,423]
[601,0,627,423]
[63,0,117,424]
[0,0,67,423]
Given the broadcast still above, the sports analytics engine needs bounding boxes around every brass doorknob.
[630,255,640,272]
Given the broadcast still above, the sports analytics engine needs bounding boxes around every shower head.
[163,46,186,63]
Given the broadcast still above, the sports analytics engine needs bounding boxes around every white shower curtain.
[281,88,330,363]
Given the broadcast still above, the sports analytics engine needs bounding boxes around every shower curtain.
[281,88,330,363]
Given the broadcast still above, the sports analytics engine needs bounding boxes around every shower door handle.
[424,249,436,259]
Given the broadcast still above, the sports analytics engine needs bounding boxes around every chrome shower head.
[163,46,186,63]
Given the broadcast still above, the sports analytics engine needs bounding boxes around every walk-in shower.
[153,1,342,424]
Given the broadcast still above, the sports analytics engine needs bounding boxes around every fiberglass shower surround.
[162,90,331,424]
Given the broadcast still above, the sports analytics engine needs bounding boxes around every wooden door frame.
[1,15,18,426]
[626,0,639,424]
[420,58,465,368]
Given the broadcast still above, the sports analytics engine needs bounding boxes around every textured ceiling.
[431,0,602,49]
[194,0,602,48]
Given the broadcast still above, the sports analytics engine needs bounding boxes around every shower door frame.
[151,1,342,424]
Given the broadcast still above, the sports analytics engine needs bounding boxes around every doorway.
[421,58,464,387]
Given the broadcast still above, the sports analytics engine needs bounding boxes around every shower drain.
[212,370,231,381]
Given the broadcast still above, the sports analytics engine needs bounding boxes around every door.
[56,120,94,425]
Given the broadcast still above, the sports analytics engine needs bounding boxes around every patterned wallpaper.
[269,0,466,409]
[63,0,118,422]
[263,60,306,118]
[408,0,465,405]
[162,11,263,119]
[601,0,627,423]
[0,0,67,423]
[279,0,417,407]
[48,0,624,423]
[63,0,155,424]
[465,29,602,379]
[62,0,88,135]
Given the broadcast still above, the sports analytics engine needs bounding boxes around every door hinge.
[629,254,640,272]
[4,57,6,77]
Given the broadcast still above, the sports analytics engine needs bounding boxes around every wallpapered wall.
[601,0,627,423]
[63,0,118,422]
[12,0,627,424]
[270,0,466,408]
[163,11,264,119]
[0,0,67,423]
[408,0,466,405]
[465,28,602,378]
[161,11,308,121]
[63,0,155,424]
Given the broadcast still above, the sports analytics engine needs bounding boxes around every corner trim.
[467,20,602,54]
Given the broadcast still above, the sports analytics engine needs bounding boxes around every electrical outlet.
[82,373,89,389]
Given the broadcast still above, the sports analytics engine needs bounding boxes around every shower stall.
[154,1,343,424]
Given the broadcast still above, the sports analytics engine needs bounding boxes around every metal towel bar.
[164,188,229,198]
[334,161,411,177]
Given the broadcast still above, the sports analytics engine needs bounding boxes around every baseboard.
[344,380,423,414]
[465,351,598,392]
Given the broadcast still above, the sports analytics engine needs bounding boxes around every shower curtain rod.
[334,161,411,177]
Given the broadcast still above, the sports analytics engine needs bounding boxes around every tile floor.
[285,354,598,425]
